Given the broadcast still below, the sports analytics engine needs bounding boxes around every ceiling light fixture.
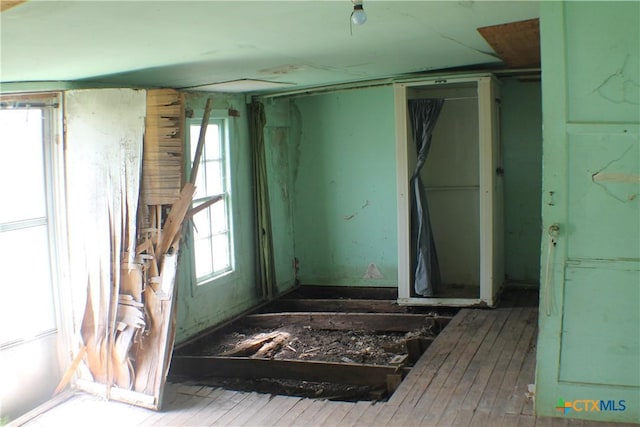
[351,0,367,26]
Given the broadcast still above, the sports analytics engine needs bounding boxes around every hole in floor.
[170,286,458,402]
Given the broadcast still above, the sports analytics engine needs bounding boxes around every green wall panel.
[536,2,640,422]
[567,130,640,260]
[565,2,640,123]
[266,80,543,288]
[501,78,543,284]
[291,87,398,286]
[560,265,640,387]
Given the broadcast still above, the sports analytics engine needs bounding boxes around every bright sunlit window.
[0,105,58,347]
[189,119,233,283]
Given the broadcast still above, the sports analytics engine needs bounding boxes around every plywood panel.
[478,18,540,68]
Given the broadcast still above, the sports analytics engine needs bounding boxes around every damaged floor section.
[15,290,624,426]
[170,286,455,402]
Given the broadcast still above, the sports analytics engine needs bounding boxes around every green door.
[535,2,640,423]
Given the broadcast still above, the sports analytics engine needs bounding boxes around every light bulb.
[351,4,367,25]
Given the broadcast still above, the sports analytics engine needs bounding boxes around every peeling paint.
[363,263,384,279]
[591,144,639,203]
[592,172,640,184]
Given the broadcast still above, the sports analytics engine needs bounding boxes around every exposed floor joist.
[263,298,409,313]
[239,312,451,332]
[170,356,410,387]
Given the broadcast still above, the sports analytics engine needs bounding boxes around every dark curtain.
[249,101,276,300]
[409,99,445,297]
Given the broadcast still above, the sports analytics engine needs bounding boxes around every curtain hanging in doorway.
[409,98,444,297]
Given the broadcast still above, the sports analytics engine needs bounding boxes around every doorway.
[394,76,503,307]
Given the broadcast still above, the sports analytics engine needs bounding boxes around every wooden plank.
[170,356,408,387]
[411,309,497,425]
[187,390,249,426]
[268,398,315,426]
[386,309,472,407]
[352,401,384,427]
[396,310,488,416]
[504,334,537,415]
[474,308,532,415]
[154,183,196,257]
[162,387,218,424]
[189,97,213,185]
[139,390,193,426]
[240,312,450,332]
[220,331,287,357]
[142,89,184,206]
[518,415,537,427]
[533,416,554,427]
[460,308,526,412]
[181,389,242,426]
[281,399,327,427]
[371,404,399,427]
[246,395,302,427]
[264,298,411,313]
[292,285,398,300]
[339,400,372,427]
[318,401,355,426]
[214,392,272,426]
[435,308,512,425]
[490,308,538,417]
[451,408,475,427]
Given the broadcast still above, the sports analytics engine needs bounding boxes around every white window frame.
[188,115,235,286]
[0,94,64,349]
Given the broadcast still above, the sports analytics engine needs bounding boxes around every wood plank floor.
[12,307,632,426]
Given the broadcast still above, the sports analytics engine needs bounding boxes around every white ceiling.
[0,1,539,92]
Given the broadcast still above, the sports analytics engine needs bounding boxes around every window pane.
[192,208,212,238]
[204,124,221,160]
[190,123,221,161]
[212,233,231,272]
[193,161,207,199]
[209,200,227,234]
[194,238,213,278]
[0,226,55,344]
[0,109,47,223]
[190,119,232,283]
[204,159,223,196]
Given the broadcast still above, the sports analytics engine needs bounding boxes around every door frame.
[394,75,503,307]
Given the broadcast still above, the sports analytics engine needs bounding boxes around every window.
[0,101,59,347]
[189,119,233,283]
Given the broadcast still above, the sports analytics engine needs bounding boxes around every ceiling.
[0,1,539,93]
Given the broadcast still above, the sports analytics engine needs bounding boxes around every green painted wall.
[291,87,399,286]
[535,1,639,423]
[175,92,258,343]
[265,81,542,288]
[501,78,542,285]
